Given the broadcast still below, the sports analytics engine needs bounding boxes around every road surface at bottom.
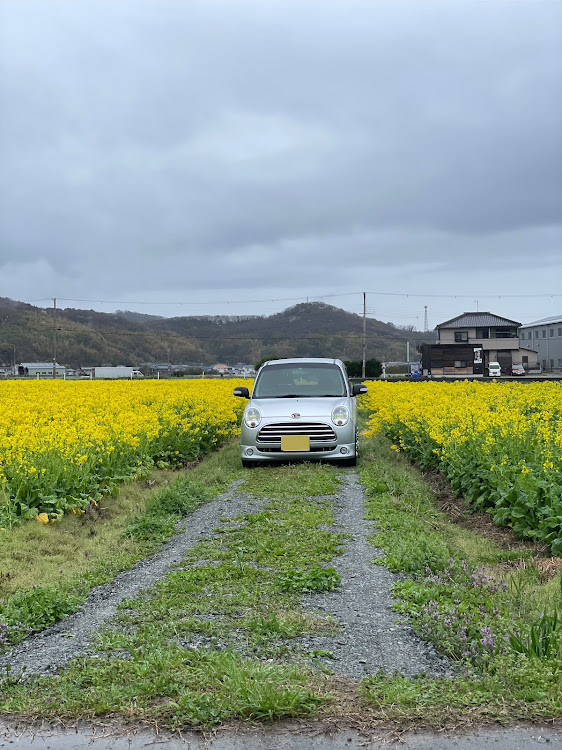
[0,721,560,749]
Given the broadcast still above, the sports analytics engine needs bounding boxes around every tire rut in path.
[298,473,450,678]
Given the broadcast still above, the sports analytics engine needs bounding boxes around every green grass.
[1,649,322,727]
[359,432,562,724]
[240,460,340,498]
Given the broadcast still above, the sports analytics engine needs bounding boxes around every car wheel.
[242,459,265,469]
[340,455,357,467]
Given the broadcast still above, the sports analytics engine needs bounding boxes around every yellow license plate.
[281,435,310,452]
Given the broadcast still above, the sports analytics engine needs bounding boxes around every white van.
[488,362,501,377]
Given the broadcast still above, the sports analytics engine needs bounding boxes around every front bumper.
[240,441,356,462]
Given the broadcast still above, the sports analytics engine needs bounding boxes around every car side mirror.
[233,387,250,399]
[352,384,368,397]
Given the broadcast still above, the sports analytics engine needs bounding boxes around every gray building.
[519,316,562,372]
[19,362,66,377]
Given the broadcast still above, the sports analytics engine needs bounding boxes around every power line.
[366,291,562,299]
[54,292,361,306]
[47,290,562,307]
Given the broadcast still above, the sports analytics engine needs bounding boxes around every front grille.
[257,422,336,443]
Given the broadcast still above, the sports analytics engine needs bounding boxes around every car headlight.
[244,407,261,428]
[331,405,349,427]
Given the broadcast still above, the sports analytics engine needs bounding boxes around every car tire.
[339,430,358,467]
[242,459,265,469]
[340,455,357,467]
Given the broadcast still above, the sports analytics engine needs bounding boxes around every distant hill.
[114,310,165,324]
[0,298,433,368]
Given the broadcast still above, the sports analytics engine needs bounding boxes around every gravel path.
[0,473,448,680]
[298,474,450,678]
[0,482,267,678]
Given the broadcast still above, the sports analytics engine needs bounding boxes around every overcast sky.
[1,0,561,329]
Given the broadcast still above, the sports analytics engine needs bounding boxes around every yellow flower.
[0,378,249,525]
[35,513,49,525]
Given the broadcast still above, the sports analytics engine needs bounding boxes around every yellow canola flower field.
[0,379,247,527]
[363,381,562,554]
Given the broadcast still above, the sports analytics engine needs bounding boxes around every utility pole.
[12,344,16,376]
[52,297,57,378]
[424,305,428,333]
[362,292,367,379]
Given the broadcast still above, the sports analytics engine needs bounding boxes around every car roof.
[261,358,342,367]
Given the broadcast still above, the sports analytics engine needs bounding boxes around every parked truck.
[92,366,144,379]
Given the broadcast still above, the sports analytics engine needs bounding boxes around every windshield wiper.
[267,394,302,398]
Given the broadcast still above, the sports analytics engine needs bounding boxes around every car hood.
[248,397,348,419]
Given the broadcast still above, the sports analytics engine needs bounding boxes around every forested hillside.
[0,298,432,367]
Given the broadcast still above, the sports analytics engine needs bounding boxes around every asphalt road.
[1,722,561,749]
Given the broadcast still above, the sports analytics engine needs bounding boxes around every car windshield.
[253,363,347,398]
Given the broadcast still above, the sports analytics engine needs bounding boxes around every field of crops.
[363,381,562,554]
[0,380,246,528]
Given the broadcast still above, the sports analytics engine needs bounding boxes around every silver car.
[233,358,367,468]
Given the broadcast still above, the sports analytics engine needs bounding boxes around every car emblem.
[291,413,301,419]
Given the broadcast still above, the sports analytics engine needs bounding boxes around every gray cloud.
[0,0,561,324]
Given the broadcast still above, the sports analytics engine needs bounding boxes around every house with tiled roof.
[422,312,538,376]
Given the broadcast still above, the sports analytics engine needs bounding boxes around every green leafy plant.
[509,610,562,659]
[276,566,340,593]
[1,585,86,636]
